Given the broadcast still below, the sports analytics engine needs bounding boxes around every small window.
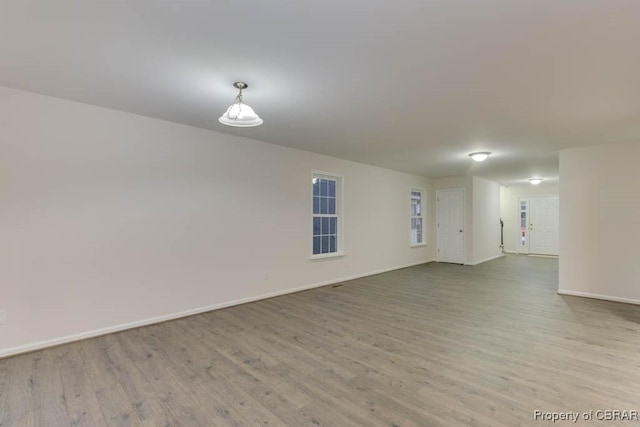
[312,173,342,257]
[411,189,425,246]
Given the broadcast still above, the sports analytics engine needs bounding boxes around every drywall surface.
[559,142,640,303]
[500,183,559,253]
[0,86,433,355]
[472,177,502,264]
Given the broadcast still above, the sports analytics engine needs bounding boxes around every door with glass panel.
[518,198,530,254]
[518,196,559,256]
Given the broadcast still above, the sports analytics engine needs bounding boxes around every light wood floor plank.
[0,353,35,425]
[53,345,108,427]
[30,350,71,426]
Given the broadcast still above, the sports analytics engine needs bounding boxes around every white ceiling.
[2,1,640,184]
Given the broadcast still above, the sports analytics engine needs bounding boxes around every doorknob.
[459,229,463,233]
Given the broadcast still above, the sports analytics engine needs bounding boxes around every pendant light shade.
[218,82,263,127]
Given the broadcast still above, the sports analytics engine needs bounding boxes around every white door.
[529,196,559,255]
[437,189,465,264]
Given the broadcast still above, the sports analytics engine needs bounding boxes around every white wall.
[500,182,559,253]
[559,141,640,304]
[0,86,433,356]
[472,177,502,264]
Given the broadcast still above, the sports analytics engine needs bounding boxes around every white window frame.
[311,171,344,259]
[410,188,426,247]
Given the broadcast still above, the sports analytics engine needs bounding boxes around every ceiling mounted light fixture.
[218,82,263,127]
[529,178,543,185]
[469,152,491,162]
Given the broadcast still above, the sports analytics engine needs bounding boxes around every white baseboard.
[504,250,517,254]
[465,253,505,266]
[0,259,434,359]
[557,289,640,306]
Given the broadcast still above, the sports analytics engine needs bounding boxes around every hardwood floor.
[2,255,640,426]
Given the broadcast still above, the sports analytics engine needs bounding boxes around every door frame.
[436,188,465,264]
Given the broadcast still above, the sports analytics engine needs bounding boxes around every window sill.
[410,243,427,248]
[310,252,345,260]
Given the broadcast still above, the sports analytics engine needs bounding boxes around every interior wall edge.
[557,289,640,306]
[464,253,505,266]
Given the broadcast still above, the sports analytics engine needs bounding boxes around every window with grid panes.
[411,189,425,246]
[312,174,340,256]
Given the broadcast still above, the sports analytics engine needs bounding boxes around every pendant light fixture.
[218,82,263,127]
